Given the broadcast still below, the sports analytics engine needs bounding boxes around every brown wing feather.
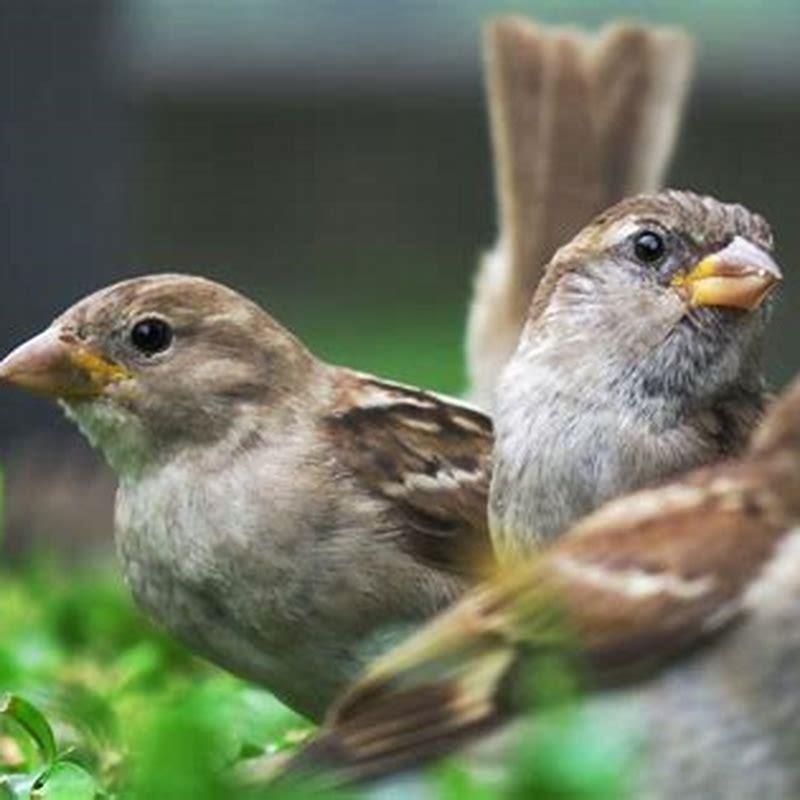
[323,372,494,579]
[285,435,799,784]
[550,462,790,674]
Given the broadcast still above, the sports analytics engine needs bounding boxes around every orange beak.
[0,327,131,399]
[670,236,782,311]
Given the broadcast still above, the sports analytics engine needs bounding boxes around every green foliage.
[0,561,321,798]
[0,561,636,798]
[0,694,57,764]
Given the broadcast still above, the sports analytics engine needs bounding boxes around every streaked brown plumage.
[327,374,491,575]
[288,373,800,795]
[0,19,701,722]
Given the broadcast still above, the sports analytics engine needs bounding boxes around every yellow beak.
[670,236,782,310]
[0,327,131,399]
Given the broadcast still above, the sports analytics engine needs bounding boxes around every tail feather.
[287,661,511,784]
[591,24,694,198]
[282,585,525,783]
[467,17,694,408]
[485,21,602,301]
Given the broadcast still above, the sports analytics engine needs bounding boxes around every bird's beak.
[0,327,131,399]
[670,236,782,311]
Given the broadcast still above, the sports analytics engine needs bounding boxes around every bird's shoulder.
[320,370,495,578]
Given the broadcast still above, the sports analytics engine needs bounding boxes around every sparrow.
[0,190,779,721]
[467,17,693,408]
[491,189,782,559]
[288,370,800,798]
[0,274,494,721]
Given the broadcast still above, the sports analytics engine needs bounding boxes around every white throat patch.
[61,400,149,476]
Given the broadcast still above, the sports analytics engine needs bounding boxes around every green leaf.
[429,758,497,800]
[505,706,638,800]
[0,773,38,799]
[0,695,57,765]
[30,761,100,799]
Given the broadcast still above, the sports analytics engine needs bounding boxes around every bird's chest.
[112,458,375,718]
[115,465,254,646]
[491,370,707,552]
[113,462,311,680]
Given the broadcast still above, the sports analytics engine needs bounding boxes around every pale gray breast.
[114,460,259,647]
[114,457,357,718]
[490,351,718,556]
[111,437,461,720]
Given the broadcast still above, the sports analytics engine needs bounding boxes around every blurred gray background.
[1,0,798,550]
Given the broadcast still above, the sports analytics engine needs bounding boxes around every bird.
[490,189,782,560]
[0,17,699,719]
[286,370,800,799]
[467,17,694,409]
[0,274,494,722]
[0,188,781,722]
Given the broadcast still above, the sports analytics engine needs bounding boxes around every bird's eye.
[633,230,666,264]
[130,317,173,355]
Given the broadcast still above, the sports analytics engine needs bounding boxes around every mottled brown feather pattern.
[553,461,793,673]
[324,373,495,578]
[287,376,800,783]
[593,190,773,251]
[8,273,503,721]
[291,683,498,783]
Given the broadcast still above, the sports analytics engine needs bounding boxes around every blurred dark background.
[2,0,798,553]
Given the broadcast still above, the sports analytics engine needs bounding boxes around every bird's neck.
[489,328,764,559]
[60,383,316,481]
[61,399,153,477]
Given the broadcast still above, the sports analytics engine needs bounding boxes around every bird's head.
[524,190,782,400]
[0,274,314,474]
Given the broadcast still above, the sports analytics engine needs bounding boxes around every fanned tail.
[467,17,694,408]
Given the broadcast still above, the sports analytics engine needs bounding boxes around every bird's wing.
[546,464,790,673]
[287,424,800,783]
[322,372,495,579]
[467,18,694,407]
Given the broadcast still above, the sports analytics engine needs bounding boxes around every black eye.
[633,230,666,264]
[130,317,173,355]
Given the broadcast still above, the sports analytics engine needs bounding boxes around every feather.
[324,371,495,579]
[284,375,800,784]
[467,17,694,408]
